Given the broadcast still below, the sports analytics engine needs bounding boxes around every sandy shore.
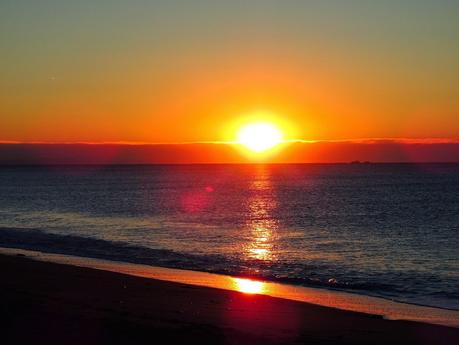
[2,254,458,345]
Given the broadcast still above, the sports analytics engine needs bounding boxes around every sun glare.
[237,122,283,153]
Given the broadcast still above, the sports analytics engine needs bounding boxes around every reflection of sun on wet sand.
[232,277,265,294]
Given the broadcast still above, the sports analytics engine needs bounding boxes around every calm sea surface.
[0,164,458,309]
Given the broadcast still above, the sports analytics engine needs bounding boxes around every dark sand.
[1,254,458,345]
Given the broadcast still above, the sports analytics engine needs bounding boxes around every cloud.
[0,139,458,164]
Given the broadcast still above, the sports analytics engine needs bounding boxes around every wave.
[0,227,457,310]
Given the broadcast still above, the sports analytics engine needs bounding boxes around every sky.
[1,1,458,162]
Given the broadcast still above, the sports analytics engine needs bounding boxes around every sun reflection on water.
[244,166,278,262]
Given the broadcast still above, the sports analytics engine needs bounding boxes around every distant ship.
[350,160,372,164]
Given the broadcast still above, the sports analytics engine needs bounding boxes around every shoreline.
[0,236,456,313]
[1,246,458,329]
[2,251,459,345]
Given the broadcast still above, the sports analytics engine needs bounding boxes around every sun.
[237,122,283,152]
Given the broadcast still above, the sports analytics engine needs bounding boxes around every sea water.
[0,164,458,309]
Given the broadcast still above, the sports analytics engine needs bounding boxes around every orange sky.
[1,1,458,155]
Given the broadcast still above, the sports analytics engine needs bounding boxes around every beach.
[2,253,458,345]
[3,0,459,343]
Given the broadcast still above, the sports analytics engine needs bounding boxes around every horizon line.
[1,161,459,166]
[2,137,459,146]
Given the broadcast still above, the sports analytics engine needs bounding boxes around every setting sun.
[237,122,283,152]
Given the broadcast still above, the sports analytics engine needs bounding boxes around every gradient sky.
[1,0,459,144]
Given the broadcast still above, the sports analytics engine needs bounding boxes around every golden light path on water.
[244,166,277,262]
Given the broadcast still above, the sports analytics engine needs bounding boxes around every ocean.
[0,164,458,310]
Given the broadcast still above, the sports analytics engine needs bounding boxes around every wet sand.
[2,254,458,345]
